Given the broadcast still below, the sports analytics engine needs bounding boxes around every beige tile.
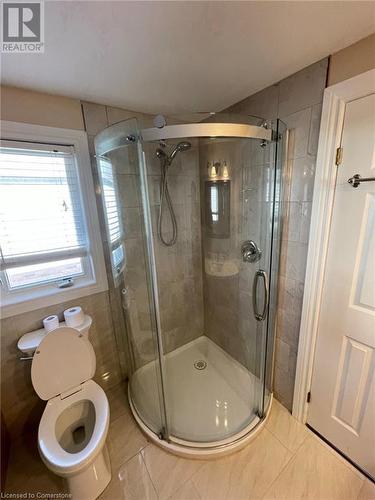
[191,428,292,500]
[276,306,301,351]
[99,476,124,500]
[106,106,139,126]
[168,480,201,500]
[308,103,322,156]
[308,433,367,481]
[265,436,364,500]
[107,409,148,470]
[81,101,108,135]
[289,155,316,203]
[278,58,328,116]
[358,480,375,500]
[226,84,279,121]
[272,364,295,411]
[281,244,307,289]
[106,381,129,423]
[277,276,304,317]
[266,399,310,453]
[191,454,232,500]
[142,443,204,500]
[105,453,158,500]
[300,202,312,244]
[274,339,291,372]
[281,108,311,160]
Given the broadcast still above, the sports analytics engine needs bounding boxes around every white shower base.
[129,336,272,458]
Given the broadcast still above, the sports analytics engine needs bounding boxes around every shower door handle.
[252,270,269,322]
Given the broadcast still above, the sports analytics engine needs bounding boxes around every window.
[97,157,125,276]
[0,122,107,317]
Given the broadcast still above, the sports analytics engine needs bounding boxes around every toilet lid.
[31,326,96,400]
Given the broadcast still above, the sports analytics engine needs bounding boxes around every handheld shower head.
[155,140,192,247]
[169,141,192,162]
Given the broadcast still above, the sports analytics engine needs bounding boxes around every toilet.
[30,324,111,500]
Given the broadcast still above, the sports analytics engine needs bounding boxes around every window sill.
[0,279,108,319]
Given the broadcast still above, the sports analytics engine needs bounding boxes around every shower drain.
[194,360,207,370]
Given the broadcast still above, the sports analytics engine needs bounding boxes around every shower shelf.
[204,258,239,277]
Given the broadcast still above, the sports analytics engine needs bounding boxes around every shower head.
[169,141,192,162]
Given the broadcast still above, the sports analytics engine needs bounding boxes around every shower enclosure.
[95,113,286,457]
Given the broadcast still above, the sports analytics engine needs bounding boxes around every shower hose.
[158,157,178,246]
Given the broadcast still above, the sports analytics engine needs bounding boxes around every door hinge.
[335,147,343,166]
[307,391,311,403]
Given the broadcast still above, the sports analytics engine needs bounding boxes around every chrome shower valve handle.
[241,240,262,263]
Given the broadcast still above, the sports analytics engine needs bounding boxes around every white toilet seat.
[38,380,110,476]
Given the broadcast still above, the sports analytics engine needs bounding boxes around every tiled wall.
[226,58,329,409]
[144,141,204,354]
[199,137,273,375]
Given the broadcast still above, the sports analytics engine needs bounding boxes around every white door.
[308,93,375,478]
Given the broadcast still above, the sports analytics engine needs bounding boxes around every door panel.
[308,94,375,478]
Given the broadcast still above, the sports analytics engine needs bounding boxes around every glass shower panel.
[94,118,166,436]
[141,138,204,440]
[199,136,265,442]
[262,120,287,414]
[238,135,275,416]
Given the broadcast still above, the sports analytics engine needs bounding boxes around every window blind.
[98,157,125,272]
[0,141,88,270]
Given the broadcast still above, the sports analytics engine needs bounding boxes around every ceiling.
[2,1,374,114]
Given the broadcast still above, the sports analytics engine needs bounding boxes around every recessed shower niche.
[205,179,230,238]
[95,114,286,457]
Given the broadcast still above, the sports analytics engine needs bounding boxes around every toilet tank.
[17,315,93,356]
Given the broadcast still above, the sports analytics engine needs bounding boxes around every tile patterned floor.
[4,382,375,500]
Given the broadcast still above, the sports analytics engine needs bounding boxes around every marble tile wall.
[199,138,271,374]
[144,140,204,354]
[225,58,329,410]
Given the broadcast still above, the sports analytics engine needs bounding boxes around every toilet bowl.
[31,326,111,499]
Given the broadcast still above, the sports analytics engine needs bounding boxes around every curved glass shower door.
[139,116,283,445]
[94,118,167,436]
[95,114,284,450]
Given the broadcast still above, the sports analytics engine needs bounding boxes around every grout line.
[261,445,296,499]
[167,467,205,500]
[139,451,160,500]
[189,480,203,500]
[110,442,150,475]
[264,422,307,455]
[264,407,310,454]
